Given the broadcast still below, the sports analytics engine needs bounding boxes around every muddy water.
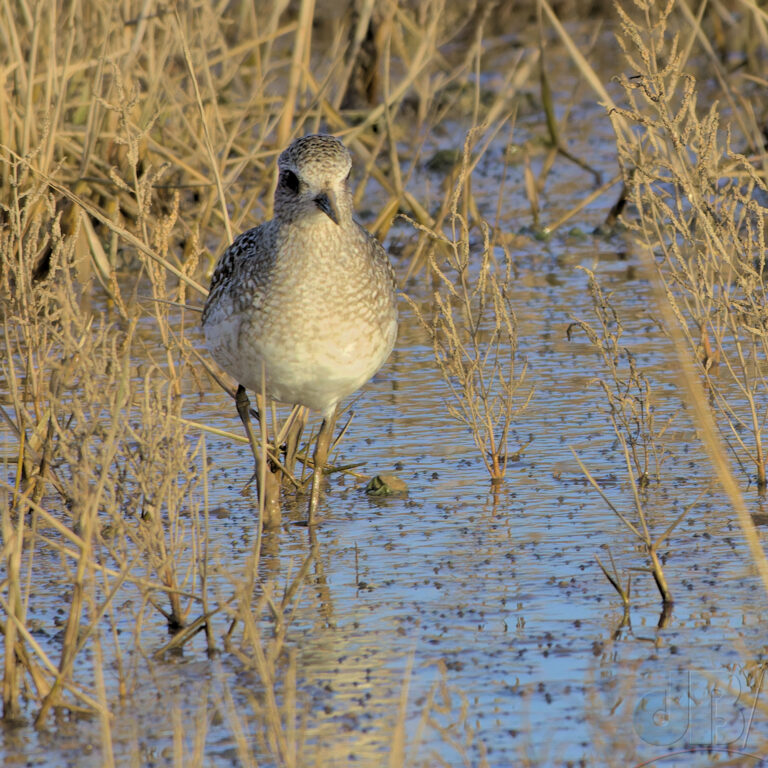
[4,35,768,768]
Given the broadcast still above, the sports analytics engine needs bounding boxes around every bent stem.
[572,438,676,608]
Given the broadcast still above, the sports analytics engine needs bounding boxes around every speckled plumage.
[202,134,398,420]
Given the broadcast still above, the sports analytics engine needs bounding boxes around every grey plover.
[202,134,398,524]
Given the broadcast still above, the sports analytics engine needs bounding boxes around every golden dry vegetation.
[2,0,768,765]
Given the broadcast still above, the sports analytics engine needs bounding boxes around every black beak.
[315,189,341,225]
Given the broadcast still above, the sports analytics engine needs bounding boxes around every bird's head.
[275,134,354,226]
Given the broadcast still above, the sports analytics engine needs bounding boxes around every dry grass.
[568,266,674,488]
[2,0,768,763]
[567,266,680,607]
[604,0,768,605]
[406,130,533,485]
[554,0,768,614]
[612,0,768,486]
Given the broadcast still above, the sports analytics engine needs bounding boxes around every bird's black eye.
[282,169,300,193]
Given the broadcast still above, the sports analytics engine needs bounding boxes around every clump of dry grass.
[573,0,768,612]
[0,167,206,714]
[558,0,768,614]
[610,0,768,491]
[567,266,681,608]
[607,0,768,605]
[407,130,533,486]
[568,267,674,487]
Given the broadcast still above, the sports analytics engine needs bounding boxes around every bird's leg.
[235,385,281,527]
[235,385,260,464]
[308,409,336,525]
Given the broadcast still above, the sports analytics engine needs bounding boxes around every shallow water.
[6,237,768,767]
[4,18,768,768]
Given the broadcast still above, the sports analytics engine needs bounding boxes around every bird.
[202,134,398,525]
